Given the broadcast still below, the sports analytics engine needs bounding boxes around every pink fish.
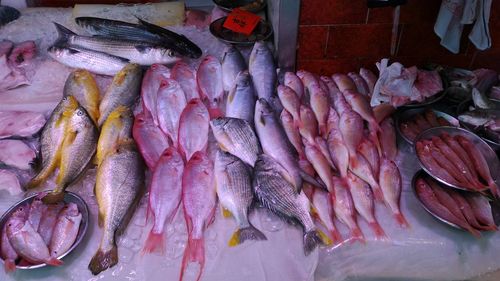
[343,89,381,133]
[465,194,498,230]
[323,77,351,116]
[277,85,301,126]
[312,190,342,244]
[331,177,364,243]
[304,138,334,192]
[141,64,171,125]
[416,141,461,186]
[446,188,495,231]
[132,112,169,169]
[339,110,363,156]
[7,206,63,266]
[379,117,398,161]
[424,110,440,127]
[37,202,64,245]
[440,133,479,180]
[178,98,210,162]
[332,73,356,92]
[347,172,387,239]
[298,105,318,145]
[196,55,224,119]
[424,140,471,187]
[379,159,409,228]
[280,110,305,159]
[284,72,304,100]
[49,203,82,257]
[143,147,184,254]
[358,139,380,178]
[297,69,319,98]
[309,84,330,136]
[399,121,419,142]
[180,151,217,281]
[348,72,370,96]
[157,78,187,145]
[327,127,349,179]
[359,68,377,95]
[315,136,336,170]
[373,104,395,124]
[349,153,384,202]
[1,223,17,272]
[27,196,47,231]
[0,111,45,139]
[171,61,199,102]
[414,114,432,131]
[456,135,499,197]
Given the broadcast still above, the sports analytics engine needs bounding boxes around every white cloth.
[434,0,492,53]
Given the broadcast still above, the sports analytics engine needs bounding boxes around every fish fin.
[45,257,63,266]
[221,207,232,218]
[29,154,42,172]
[301,171,328,192]
[488,182,500,198]
[88,246,118,275]
[98,210,104,228]
[52,22,76,46]
[180,238,205,281]
[319,124,327,138]
[371,184,384,202]
[303,230,323,256]
[369,222,388,240]
[208,106,224,120]
[349,226,365,244]
[135,45,151,53]
[142,230,165,255]
[468,227,482,238]
[228,224,267,247]
[42,191,65,204]
[317,229,333,246]
[4,259,16,273]
[394,212,410,228]
[25,154,60,189]
[329,229,343,245]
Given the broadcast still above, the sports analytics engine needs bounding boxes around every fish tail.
[53,22,76,46]
[329,228,343,245]
[42,191,65,204]
[467,226,482,238]
[179,238,205,281]
[88,246,118,275]
[45,257,63,266]
[142,230,165,255]
[4,259,16,272]
[319,124,327,137]
[349,226,365,244]
[369,222,388,240]
[228,224,267,247]
[301,171,328,192]
[293,118,302,130]
[394,212,410,228]
[208,106,224,120]
[372,184,384,202]
[488,182,500,198]
[303,230,323,256]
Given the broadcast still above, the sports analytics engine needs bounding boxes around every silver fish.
[249,41,276,102]
[210,117,261,167]
[226,71,256,123]
[215,151,266,246]
[458,109,500,127]
[222,45,246,92]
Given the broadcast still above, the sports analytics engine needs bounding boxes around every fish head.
[159,78,180,92]
[113,63,142,86]
[234,70,251,87]
[221,45,238,62]
[161,147,183,163]
[72,69,94,86]
[68,106,94,130]
[7,205,29,231]
[280,109,293,123]
[107,105,133,122]
[61,202,80,216]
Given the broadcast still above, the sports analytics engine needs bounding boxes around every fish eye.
[168,50,175,57]
[62,97,68,101]
[77,110,84,116]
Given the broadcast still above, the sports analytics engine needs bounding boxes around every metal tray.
[0,192,89,270]
[209,17,273,46]
[213,0,266,13]
[395,108,460,145]
[414,126,500,193]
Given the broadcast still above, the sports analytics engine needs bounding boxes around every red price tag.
[223,8,260,36]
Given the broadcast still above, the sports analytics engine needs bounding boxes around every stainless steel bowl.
[411,170,464,230]
[414,126,500,192]
[0,192,89,269]
[395,108,460,145]
[209,17,273,46]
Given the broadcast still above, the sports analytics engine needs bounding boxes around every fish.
[423,140,472,187]
[339,110,363,156]
[27,196,47,231]
[143,147,183,254]
[180,151,216,281]
[343,90,381,133]
[379,117,398,161]
[178,98,210,161]
[332,73,356,92]
[0,5,20,27]
[132,112,169,169]
[458,109,500,128]
[0,139,35,170]
[210,117,261,167]
[416,178,480,237]
[423,110,440,127]
[472,88,498,110]
[215,151,266,246]
[63,69,100,124]
[349,153,384,202]
[298,105,319,145]
[446,188,495,231]
[327,120,349,178]
[379,159,409,227]
[309,84,330,136]
[0,169,22,196]
[49,203,82,257]
[171,61,199,102]
[456,135,499,197]
[253,154,324,255]
[0,111,45,139]
[314,136,336,170]
[53,23,180,66]
[47,45,129,76]
[415,141,461,187]
[277,85,301,126]
[43,106,98,204]
[221,45,246,92]
[348,72,370,96]
[38,203,65,246]
[255,99,304,192]
[281,110,305,159]
[312,190,342,244]
[98,64,142,127]
[249,41,276,102]
[284,72,305,100]
[346,172,387,239]
[226,70,256,123]
[6,206,63,266]
[157,78,187,145]
[197,55,224,118]
[96,106,133,166]
[441,133,479,181]
[399,121,419,142]
[1,223,17,272]
[331,177,364,243]
[322,76,351,116]
[297,70,319,98]
[359,68,377,94]
[465,194,497,230]
[373,104,395,124]
[141,64,171,125]
[89,141,145,275]
[414,114,432,131]
[304,138,334,192]
[26,96,79,189]
[358,139,380,178]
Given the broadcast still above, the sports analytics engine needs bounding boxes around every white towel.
[469,0,492,50]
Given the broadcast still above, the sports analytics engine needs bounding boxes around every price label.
[223,8,260,36]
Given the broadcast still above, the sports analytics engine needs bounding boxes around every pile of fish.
[0,39,36,91]
[399,109,456,142]
[0,195,82,271]
[415,175,497,237]
[415,133,499,196]
[371,58,443,107]
[48,17,202,76]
